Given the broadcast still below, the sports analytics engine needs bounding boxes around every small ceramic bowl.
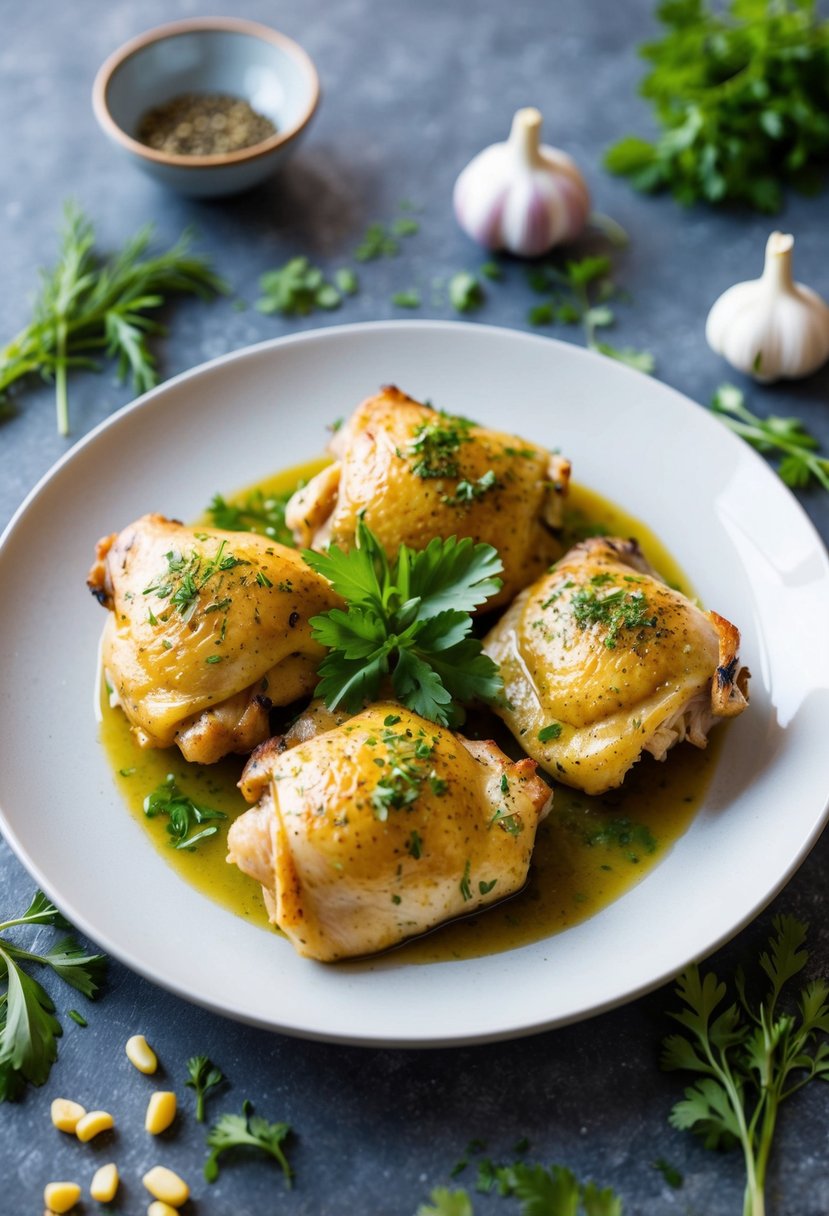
[92,17,320,198]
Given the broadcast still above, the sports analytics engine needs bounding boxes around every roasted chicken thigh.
[88,514,340,763]
[227,702,552,961]
[484,538,749,795]
[285,386,571,608]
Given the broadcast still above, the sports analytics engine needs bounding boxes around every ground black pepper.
[137,93,277,156]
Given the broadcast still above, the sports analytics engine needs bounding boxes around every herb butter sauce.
[99,462,721,964]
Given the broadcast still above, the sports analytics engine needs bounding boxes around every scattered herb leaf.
[256,257,344,316]
[204,1099,293,1184]
[143,774,226,850]
[449,272,485,314]
[186,1055,226,1123]
[711,384,829,492]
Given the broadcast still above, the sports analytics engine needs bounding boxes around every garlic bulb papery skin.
[453,107,591,257]
[705,232,829,383]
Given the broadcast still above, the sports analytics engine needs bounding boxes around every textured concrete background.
[1,1,827,1212]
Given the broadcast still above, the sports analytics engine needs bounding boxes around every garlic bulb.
[705,232,829,382]
[453,107,590,257]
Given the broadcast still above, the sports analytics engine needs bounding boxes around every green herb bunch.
[605,0,829,212]
[0,891,106,1100]
[303,518,504,726]
[662,915,829,1216]
[0,203,226,435]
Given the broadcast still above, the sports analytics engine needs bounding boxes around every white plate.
[1,321,828,1046]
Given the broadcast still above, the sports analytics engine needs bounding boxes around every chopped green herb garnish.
[392,217,420,237]
[355,222,399,261]
[441,469,498,507]
[408,410,475,480]
[570,583,657,649]
[460,860,472,902]
[143,774,226,850]
[207,487,296,546]
[66,1009,88,1028]
[392,289,421,309]
[448,271,485,314]
[256,257,343,316]
[538,723,563,743]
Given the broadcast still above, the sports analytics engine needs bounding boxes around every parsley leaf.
[662,915,829,1215]
[604,0,829,212]
[186,1055,226,1123]
[304,519,503,726]
[256,257,345,316]
[0,892,106,1100]
[0,203,225,435]
[711,384,829,492]
[449,272,485,314]
[204,1099,293,1184]
[143,774,226,850]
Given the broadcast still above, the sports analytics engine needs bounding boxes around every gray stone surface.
[1,1,827,1212]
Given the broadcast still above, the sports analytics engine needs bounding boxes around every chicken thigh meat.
[285,386,571,608]
[88,514,340,763]
[227,702,552,961]
[484,537,749,796]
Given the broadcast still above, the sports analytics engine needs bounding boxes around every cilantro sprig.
[204,1099,293,1184]
[711,384,829,492]
[0,203,225,435]
[604,0,829,212]
[0,891,107,1101]
[303,519,504,726]
[662,915,829,1216]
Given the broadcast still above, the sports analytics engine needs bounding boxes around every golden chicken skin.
[484,538,749,796]
[88,514,340,763]
[227,702,552,961]
[284,386,571,609]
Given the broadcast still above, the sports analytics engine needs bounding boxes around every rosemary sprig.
[0,203,227,435]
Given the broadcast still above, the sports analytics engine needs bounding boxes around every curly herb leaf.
[186,1054,226,1123]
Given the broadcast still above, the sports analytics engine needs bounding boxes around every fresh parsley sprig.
[204,1099,293,1184]
[186,1054,226,1123]
[711,384,829,492]
[303,519,504,727]
[0,891,106,1101]
[662,915,829,1216]
[0,203,226,436]
[604,0,829,212]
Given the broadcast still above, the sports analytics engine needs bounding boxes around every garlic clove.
[705,232,829,382]
[453,107,590,257]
